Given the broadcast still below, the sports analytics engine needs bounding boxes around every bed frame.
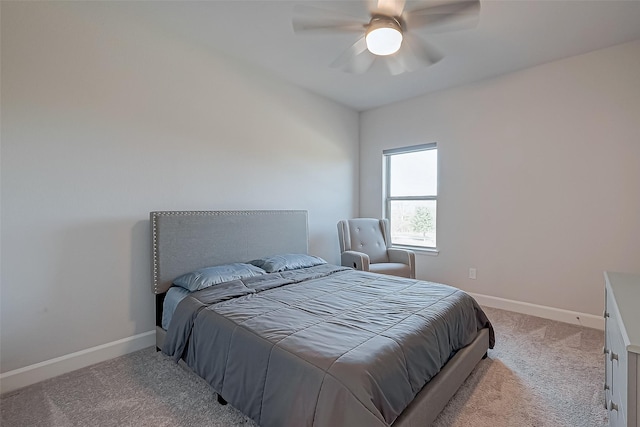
[151,210,490,426]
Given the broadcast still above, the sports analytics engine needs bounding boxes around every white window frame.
[383,143,439,253]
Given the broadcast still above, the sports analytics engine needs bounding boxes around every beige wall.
[0,2,359,373]
[360,40,640,317]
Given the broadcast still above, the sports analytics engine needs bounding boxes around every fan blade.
[385,33,443,75]
[292,4,367,34]
[331,37,376,74]
[405,33,443,65]
[293,21,366,34]
[405,0,480,31]
[373,0,406,17]
[384,55,408,76]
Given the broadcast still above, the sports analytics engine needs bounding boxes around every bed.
[151,210,494,427]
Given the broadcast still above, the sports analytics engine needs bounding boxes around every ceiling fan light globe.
[366,27,403,56]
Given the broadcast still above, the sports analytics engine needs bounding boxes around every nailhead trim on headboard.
[150,210,308,294]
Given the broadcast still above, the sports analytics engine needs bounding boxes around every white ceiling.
[128,0,640,111]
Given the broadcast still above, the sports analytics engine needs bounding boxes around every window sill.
[392,245,439,256]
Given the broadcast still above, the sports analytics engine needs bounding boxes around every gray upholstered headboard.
[151,210,309,295]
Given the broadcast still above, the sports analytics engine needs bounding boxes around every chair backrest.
[337,218,390,264]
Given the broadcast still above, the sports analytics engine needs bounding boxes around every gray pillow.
[249,253,327,273]
[173,263,266,292]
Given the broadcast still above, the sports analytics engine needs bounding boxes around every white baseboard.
[0,330,156,394]
[469,292,604,331]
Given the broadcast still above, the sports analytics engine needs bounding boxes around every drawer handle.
[603,310,610,318]
[610,352,618,361]
[603,347,609,355]
[604,384,610,391]
[609,400,618,412]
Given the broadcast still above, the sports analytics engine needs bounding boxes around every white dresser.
[604,271,640,427]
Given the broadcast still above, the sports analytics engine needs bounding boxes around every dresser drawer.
[606,290,614,407]
[634,355,639,427]
[610,314,628,424]
[611,314,629,394]
[609,399,628,427]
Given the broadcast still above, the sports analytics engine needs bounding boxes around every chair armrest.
[388,248,416,278]
[388,248,415,264]
[341,251,370,271]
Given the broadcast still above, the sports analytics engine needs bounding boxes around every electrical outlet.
[468,268,477,279]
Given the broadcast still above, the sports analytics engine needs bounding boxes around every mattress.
[162,286,190,330]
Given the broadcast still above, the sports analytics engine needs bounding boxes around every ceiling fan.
[292,0,481,75]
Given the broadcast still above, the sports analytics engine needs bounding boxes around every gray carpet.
[1,307,608,426]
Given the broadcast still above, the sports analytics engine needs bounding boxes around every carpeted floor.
[1,307,608,427]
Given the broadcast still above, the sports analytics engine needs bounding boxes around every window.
[383,143,438,250]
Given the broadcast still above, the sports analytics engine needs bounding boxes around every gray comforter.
[164,264,494,427]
